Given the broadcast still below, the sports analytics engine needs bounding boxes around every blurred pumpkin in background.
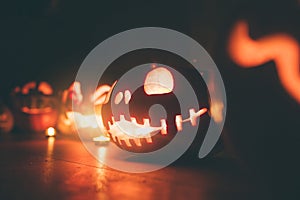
[56,81,82,135]
[57,81,109,141]
[0,101,14,133]
[11,81,59,132]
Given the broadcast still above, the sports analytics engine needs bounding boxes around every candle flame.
[46,127,56,137]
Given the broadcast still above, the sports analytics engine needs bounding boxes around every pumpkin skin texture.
[0,103,14,133]
[11,81,59,132]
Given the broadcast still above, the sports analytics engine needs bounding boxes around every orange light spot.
[45,127,56,137]
[38,82,53,95]
[93,135,110,142]
[228,20,300,103]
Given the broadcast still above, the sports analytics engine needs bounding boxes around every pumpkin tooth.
[143,118,150,126]
[145,136,153,143]
[175,115,183,131]
[130,117,137,124]
[111,116,115,123]
[123,138,132,147]
[160,119,167,135]
[117,137,122,145]
[189,108,197,126]
[133,138,142,146]
[108,121,112,130]
[112,135,117,142]
[120,115,125,121]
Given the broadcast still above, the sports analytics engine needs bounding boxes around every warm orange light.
[37,82,53,95]
[210,101,224,123]
[46,127,56,137]
[144,67,174,95]
[160,119,167,135]
[66,111,104,129]
[175,115,183,131]
[228,20,300,103]
[21,81,36,94]
[93,135,110,145]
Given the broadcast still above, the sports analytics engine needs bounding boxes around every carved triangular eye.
[37,82,53,95]
[21,81,36,95]
[144,67,174,95]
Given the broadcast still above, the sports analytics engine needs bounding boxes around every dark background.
[0,0,299,199]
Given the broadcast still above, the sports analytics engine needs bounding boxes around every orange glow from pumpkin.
[38,82,53,95]
[22,107,53,114]
[21,81,36,94]
[66,111,102,129]
[228,20,300,103]
[93,135,110,144]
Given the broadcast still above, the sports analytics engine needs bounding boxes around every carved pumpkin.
[0,102,14,133]
[56,82,82,135]
[11,81,59,132]
[94,65,209,153]
[57,82,109,141]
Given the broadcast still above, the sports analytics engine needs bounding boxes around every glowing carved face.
[94,66,208,153]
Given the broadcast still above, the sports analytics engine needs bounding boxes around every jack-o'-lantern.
[57,82,109,142]
[56,82,82,135]
[11,81,59,132]
[93,65,209,153]
[0,101,14,133]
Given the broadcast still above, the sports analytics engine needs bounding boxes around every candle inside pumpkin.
[45,127,56,137]
[93,135,110,145]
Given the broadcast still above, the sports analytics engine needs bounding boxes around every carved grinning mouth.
[21,106,53,114]
[107,107,207,148]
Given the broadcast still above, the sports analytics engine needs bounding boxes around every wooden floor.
[0,133,271,200]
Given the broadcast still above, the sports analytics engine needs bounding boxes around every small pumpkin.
[56,82,82,135]
[11,81,59,132]
[57,82,107,140]
[0,102,14,133]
